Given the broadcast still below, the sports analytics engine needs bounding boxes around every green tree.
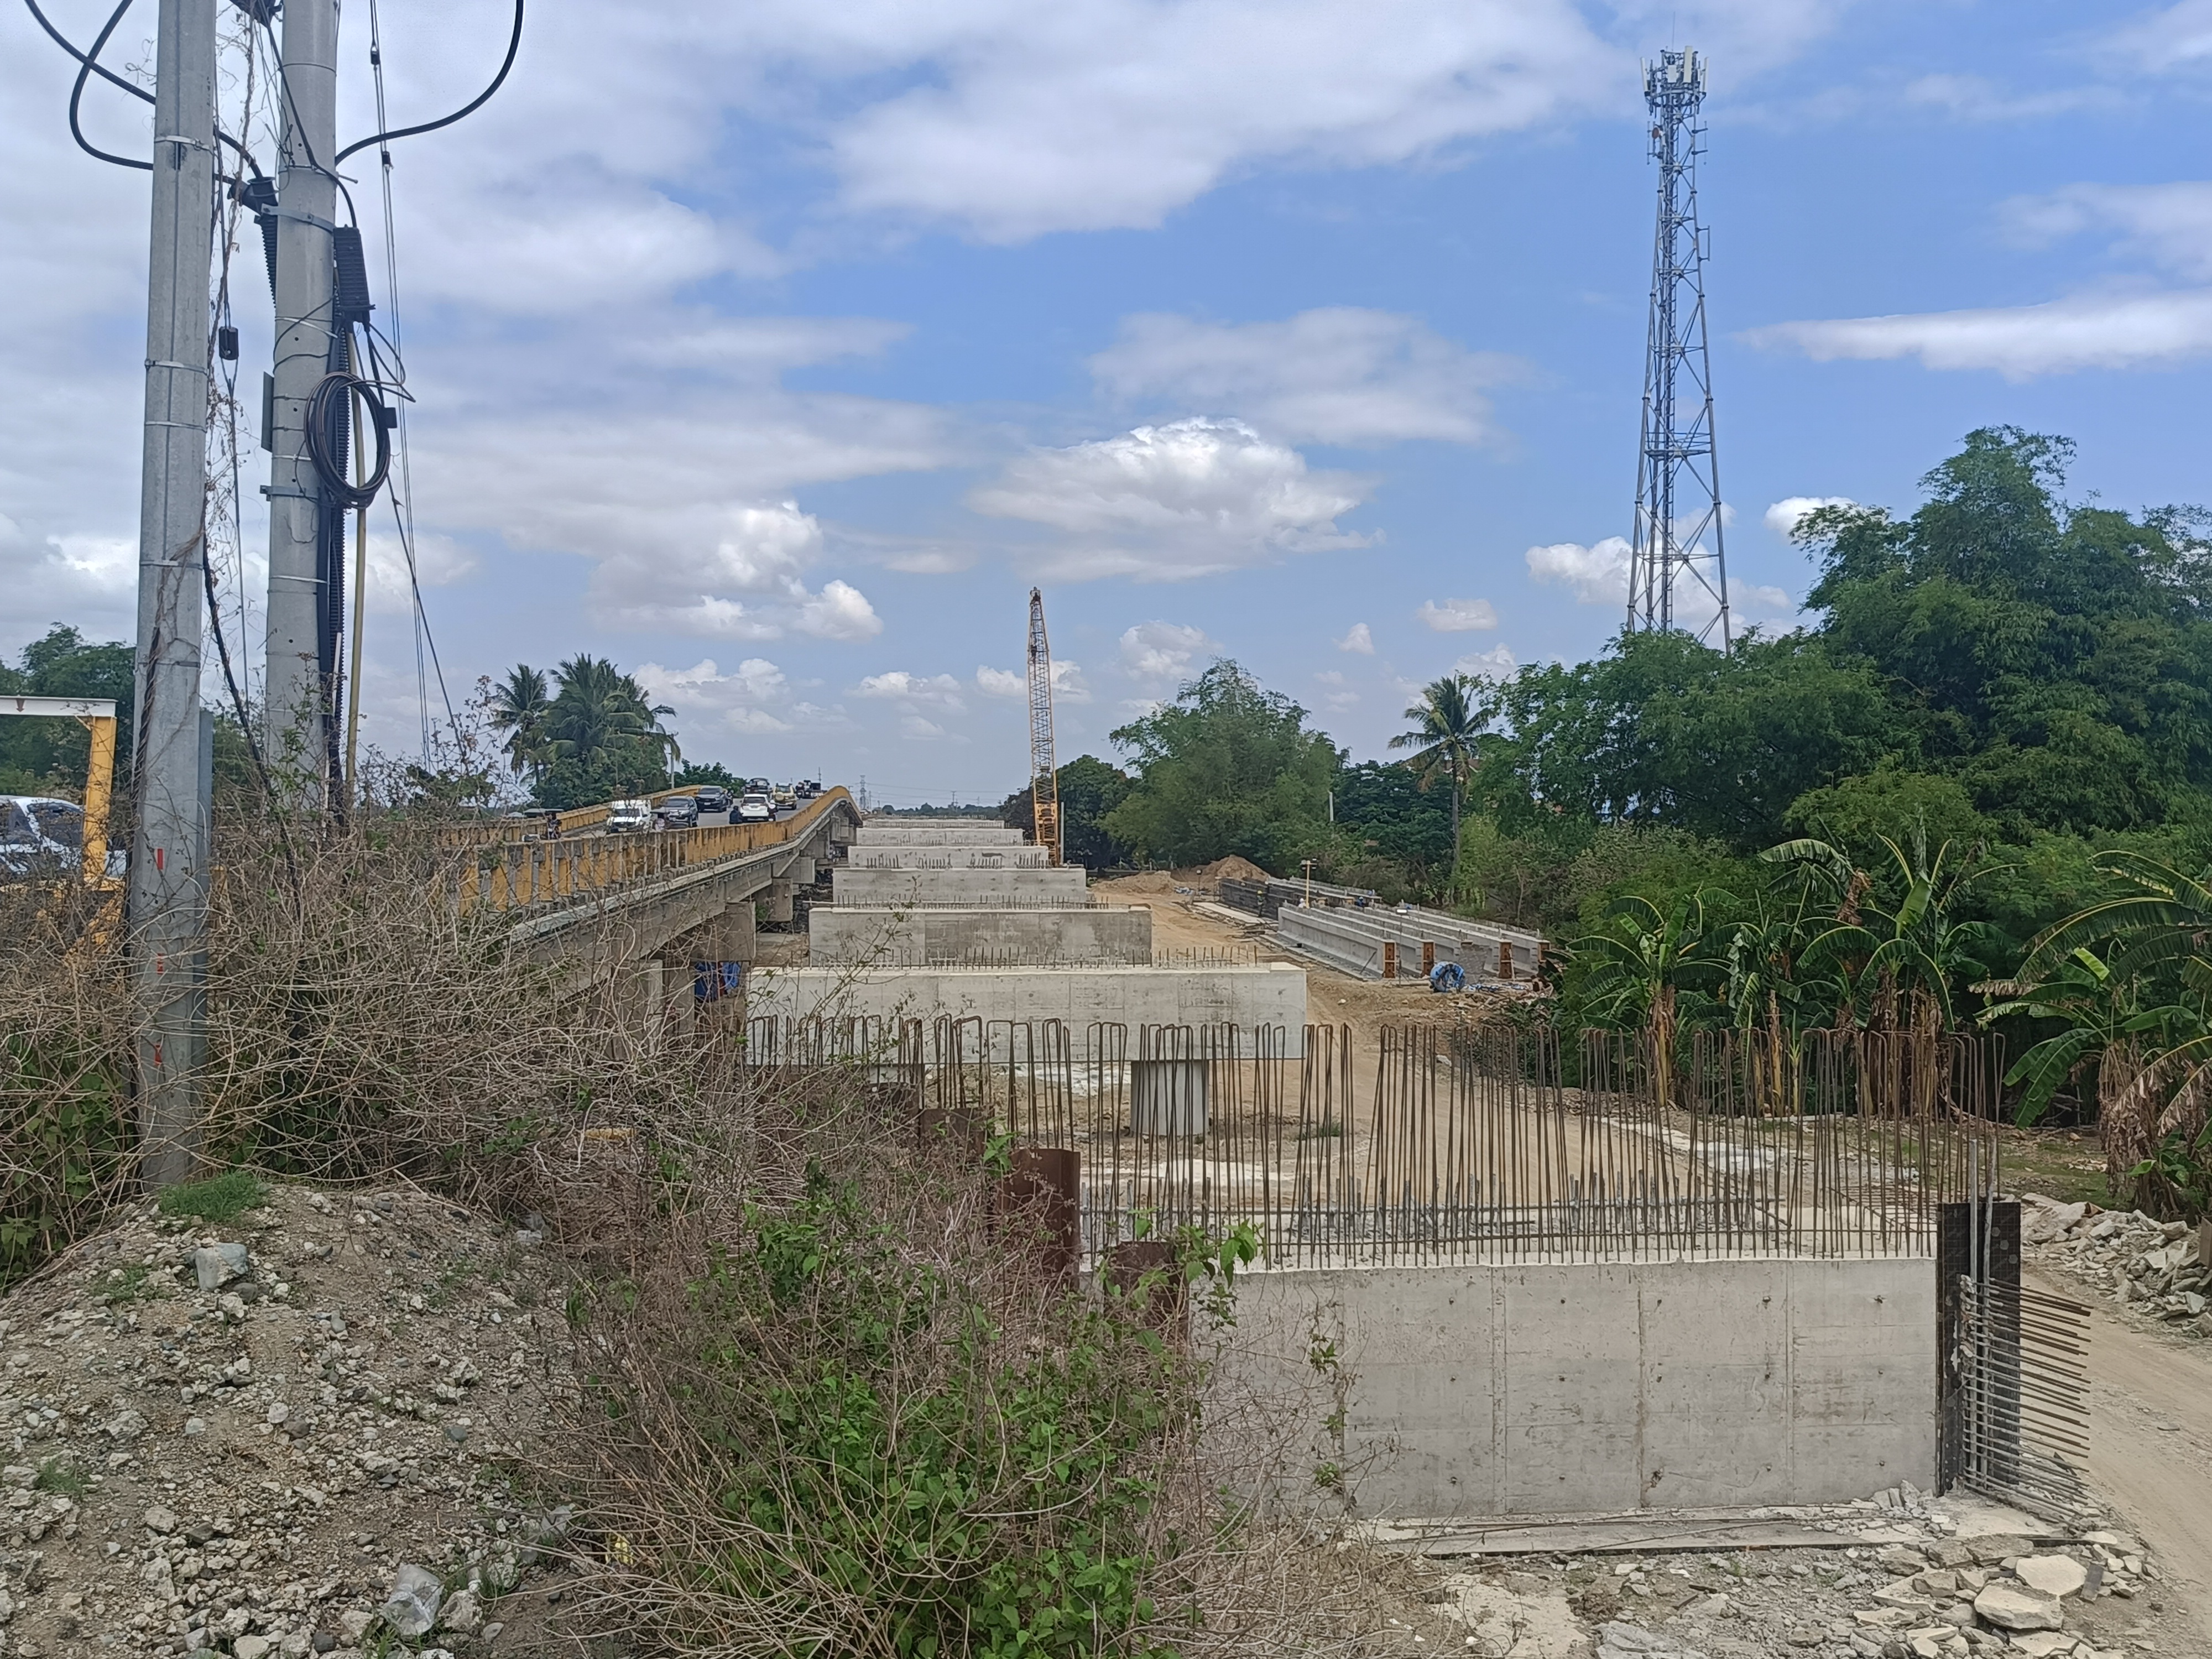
[1104,661,1341,870]
[1569,891,1726,1109]
[0,625,136,798]
[487,664,553,781]
[1331,760,1455,899]
[530,656,681,810]
[1388,673,1486,866]
[997,755,1133,869]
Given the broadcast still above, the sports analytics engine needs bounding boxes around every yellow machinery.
[1026,589,1061,865]
[2,695,119,885]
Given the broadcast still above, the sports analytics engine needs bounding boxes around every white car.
[736,792,774,823]
[1,795,86,878]
[604,799,654,833]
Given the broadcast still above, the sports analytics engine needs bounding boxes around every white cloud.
[975,661,1091,702]
[1732,581,1797,620]
[1119,620,1214,682]
[1337,622,1374,655]
[2104,0,2212,71]
[969,418,1372,581]
[1762,497,1855,538]
[795,578,884,640]
[1417,597,1499,633]
[857,670,966,705]
[1900,74,2115,123]
[1089,309,1516,446]
[1744,289,2212,378]
[899,713,947,740]
[637,656,803,735]
[363,531,477,617]
[1454,644,1518,679]
[2002,181,2212,281]
[1526,537,1631,604]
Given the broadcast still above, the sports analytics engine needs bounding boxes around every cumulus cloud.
[1089,309,1516,446]
[638,656,806,734]
[1417,597,1499,633]
[969,418,1372,581]
[583,501,882,640]
[1119,620,1214,682]
[1526,537,1632,604]
[1337,622,1375,655]
[796,578,884,640]
[1454,644,1518,679]
[1763,497,1855,538]
[975,661,1091,702]
[857,670,967,705]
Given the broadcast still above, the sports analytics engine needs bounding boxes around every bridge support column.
[715,898,758,963]
[765,881,795,925]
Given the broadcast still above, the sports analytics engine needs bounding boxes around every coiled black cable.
[305,368,393,509]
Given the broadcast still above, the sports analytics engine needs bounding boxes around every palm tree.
[487,664,552,778]
[541,656,681,786]
[1389,674,1486,856]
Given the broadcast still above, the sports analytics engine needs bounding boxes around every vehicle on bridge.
[606,799,654,833]
[693,785,733,816]
[659,794,700,829]
[771,782,796,811]
[795,779,821,801]
[736,792,774,823]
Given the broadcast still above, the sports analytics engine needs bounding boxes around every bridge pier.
[764,881,795,926]
[714,898,758,963]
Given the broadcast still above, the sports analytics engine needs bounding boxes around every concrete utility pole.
[263,0,339,800]
[130,0,220,1186]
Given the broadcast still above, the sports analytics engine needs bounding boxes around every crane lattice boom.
[1026,588,1061,865]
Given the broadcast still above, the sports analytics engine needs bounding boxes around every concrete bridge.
[467,787,864,1000]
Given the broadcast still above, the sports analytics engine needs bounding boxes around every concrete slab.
[847,847,1053,869]
[1222,1255,1936,1520]
[810,904,1153,965]
[831,867,1092,906]
[751,961,1308,1042]
[853,823,1024,846]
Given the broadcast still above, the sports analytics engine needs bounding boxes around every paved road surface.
[2026,1266,2212,1646]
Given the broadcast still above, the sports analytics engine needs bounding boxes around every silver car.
[1,795,84,877]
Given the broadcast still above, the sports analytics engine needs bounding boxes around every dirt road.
[2027,1265,2212,1648]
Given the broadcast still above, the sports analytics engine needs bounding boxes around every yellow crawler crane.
[1026,588,1061,864]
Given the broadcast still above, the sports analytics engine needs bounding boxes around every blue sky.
[4,0,2210,805]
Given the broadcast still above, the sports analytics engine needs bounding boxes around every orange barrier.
[458,787,851,917]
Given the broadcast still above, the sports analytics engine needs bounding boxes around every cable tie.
[273,206,341,234]
[144,359,210,374]
[145,420,206,431]
[262,486,320,501]
[154,134,215,154]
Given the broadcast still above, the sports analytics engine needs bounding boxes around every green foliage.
[998,755,1134,870]
[676,760,742,788]
[2130,1125,2212,1223]
[1,1027,133,1290]
[1327,761,1455,900]
[32,1459,86,1499]
[661,1167,1196,1657]
[1106,661,1342,870]
[0,625,135,797]
[1785,770,1991,870]
[494,655,679,808]
[1388,674,1486,874]
[155,1170,268,1223]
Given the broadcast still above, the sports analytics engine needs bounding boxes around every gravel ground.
[0,1183,589,1659]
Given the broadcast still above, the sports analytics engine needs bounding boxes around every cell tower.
[1026,588,1062,864]
[1627,47,1731,648]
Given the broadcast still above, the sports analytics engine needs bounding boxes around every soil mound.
[1196,855,1270,885]
[0,1182,581,1658]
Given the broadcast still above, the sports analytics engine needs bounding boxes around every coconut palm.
[1388,674,1486,855]
[487,664,552,778]
[544,656,680,776]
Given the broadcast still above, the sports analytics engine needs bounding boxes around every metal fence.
[742,1016,1999,1267]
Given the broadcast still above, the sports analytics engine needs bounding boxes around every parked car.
[605,799,654,833]
[736,792,774,823]
[659,794,700,828]
[692,785,733,816]
[1,795,84,877]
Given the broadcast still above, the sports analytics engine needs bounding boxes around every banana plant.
[1572,890,1726,1110]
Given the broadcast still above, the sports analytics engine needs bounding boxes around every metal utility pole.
[1627,47,1731,649]
[263,0,340,800]
[130,0,220,1186]
[1025,588,1061,864]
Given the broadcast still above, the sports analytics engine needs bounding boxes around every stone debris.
[0,1182,580,1657]
[2021,1194,2211,1337]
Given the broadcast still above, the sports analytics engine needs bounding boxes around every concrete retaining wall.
[853,825,1026,846]
[831,867,1092,906]
[1222,1256,1933,1518]
[753,962,1308,1043]
[847,847,1053,869]
[810,904,1153,965]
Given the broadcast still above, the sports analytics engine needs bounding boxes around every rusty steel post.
[1382,941,1397,980]
[996,1146,1079,1285]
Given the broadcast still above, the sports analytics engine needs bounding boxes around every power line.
[336,0,524,166]
[25,0,265,177]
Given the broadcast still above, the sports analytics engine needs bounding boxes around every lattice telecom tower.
[1628,48,1731,648]
[1026,588,1062,864]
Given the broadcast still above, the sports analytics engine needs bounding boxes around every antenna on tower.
[1026,588,1062,865]
[1628,46,1731,649]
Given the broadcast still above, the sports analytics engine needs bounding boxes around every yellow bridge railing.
[460,787,853,918]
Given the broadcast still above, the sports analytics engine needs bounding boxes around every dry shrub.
[562,1076,1426,1659]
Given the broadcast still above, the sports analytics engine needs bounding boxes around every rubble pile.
[2020,1195,2210,1338]
[0,1183,588,1659]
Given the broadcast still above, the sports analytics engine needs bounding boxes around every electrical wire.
[66,0,148,171]
[27,0,265,178]
[305,368,392,508]
[335,0,523,166]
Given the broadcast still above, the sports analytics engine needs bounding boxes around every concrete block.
[847,847,1052,869]
[1637,1261,1791,1506]
[810,904,1152,966]
[831,867,1092,907]
[1499,1265,1643,1513]
[853,823,1025,846]
[750,962,1308,1047]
